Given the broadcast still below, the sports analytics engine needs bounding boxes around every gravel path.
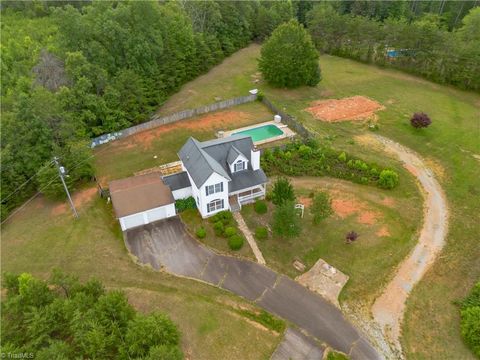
[369,134,449,355]
[233,212,266,265]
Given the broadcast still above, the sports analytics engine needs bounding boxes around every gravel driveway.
[124,217,381,359]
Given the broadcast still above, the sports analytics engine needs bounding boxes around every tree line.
[306,4,480,91]
[1,0,299,220]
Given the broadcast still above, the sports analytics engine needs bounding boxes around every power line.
[53,156,78,219]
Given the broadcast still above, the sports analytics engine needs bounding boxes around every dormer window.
[234,160,246,172]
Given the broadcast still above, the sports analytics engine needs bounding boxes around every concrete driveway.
[125,217,381,359]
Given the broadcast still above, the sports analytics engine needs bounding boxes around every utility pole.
[53,157,78,219]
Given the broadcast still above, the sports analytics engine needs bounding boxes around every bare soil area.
[305,96,384,122]
[51,186,97,216]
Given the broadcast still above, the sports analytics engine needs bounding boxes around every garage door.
[146,204,176,222]
[146,206,167,222]
[122,213,145,230]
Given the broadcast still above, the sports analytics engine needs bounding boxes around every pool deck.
[221,120,296,145]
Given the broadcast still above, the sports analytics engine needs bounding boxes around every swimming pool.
[233,124,284,142]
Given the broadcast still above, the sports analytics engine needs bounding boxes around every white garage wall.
[172,187,192,200]
[119,203,176,231]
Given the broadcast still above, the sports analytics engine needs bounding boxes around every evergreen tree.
[259,20,321,88]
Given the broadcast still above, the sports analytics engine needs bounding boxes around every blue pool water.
[233,124,283,142]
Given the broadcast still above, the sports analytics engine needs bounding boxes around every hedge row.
[261,140,399,189]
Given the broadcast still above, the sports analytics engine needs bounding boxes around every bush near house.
[228,235,244,250]
[196,227,206,239]
[213,221,224,237]
[175,197,197,212]
[255,227,268,240]
[254,200,268,214]
[1,271,183,360]
[261,140,399,190]
[224,226,237,237]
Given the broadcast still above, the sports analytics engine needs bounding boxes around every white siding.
[228,154,249,173]
[251,149,260,170]
[198,172,229,218]
[172,187,192,200]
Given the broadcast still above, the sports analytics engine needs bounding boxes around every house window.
[234,160,245,172]
[206,182,223,196]
[207,199,224,213]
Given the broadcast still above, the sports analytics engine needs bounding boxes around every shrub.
[255,227,268,240]
[310,192,333,224]
[195,227,206,239]
[210,210,232,225]
[272,201,301,238]
[410,112,432,128]
[298,145,313,159]
[460,282,480,356]
[228,235,244,250]
[175,197,196,212]
[338,152,347,162]
[345,231,359,243]
[224,226,237,237]
[213,221,224,236]
[378,169,399,189]
[254,200,268,214]
[272,177,295,205]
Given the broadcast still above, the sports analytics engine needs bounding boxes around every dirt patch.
[357,211,378,225]
[376,226,391,237]
[123,110,251,149]
[331,196,381,225]
[51,186,97,216]
[381,197,395,208]
[331,198,359,218]
[305,96,384,122]
[298,196,313,208]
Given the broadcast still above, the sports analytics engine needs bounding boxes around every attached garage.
[109,173,176,231]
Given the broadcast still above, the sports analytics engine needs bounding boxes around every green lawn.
[180,208,255,260]
[1,191,280,359]
[154,44,480,359]
[241,176,421,309]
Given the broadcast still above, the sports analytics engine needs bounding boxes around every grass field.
[3,43,479,359]
[146,44,480,359]
[1,191,280,359]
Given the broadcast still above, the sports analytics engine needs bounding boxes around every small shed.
[109,173,176,231]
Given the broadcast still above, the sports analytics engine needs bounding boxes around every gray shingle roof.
[178,135,266,189]
[178,138,231,188]
[229,169,268,193]
[162,171,191,191]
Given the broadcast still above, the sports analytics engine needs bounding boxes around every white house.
[110,134,267,230]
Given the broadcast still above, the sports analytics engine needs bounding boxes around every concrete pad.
[271,328,325,360]
[221,258,277,301]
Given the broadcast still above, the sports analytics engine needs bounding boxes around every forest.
[1,0,479,220]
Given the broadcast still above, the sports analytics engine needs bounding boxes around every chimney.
[251,146,260,171]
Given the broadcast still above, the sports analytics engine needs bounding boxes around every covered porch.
[229,184,266,211]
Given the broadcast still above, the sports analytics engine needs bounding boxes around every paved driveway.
[125,217,381,359]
